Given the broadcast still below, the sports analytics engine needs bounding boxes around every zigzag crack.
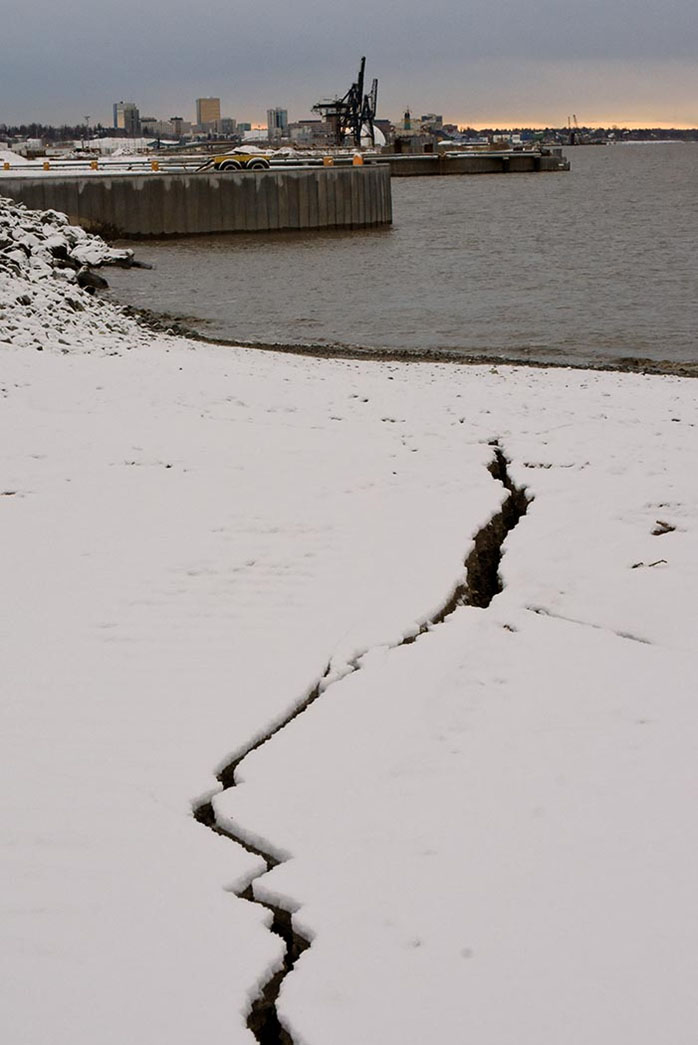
[192,440,531,1044]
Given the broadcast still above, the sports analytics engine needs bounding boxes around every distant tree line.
[0,123,134,141]
[1,122,696,143]
[474,127,698,142]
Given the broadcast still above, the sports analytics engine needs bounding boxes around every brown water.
[108,143,698,368]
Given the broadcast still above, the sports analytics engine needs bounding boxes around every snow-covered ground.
[0,150,31,166]
[1,199,697,1044]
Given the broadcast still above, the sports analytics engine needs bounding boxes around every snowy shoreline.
[123,302,698,379]
[2,200,697,1044]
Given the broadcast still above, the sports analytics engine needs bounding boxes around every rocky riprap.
[0,196,151,352]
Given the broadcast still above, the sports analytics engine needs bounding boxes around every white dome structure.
[361,124,386,148]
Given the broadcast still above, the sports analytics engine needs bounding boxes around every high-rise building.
[196,97,221,130]
[266,107,288,141]
[113,101,141,136]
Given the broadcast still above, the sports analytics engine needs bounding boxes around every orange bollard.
[150,159,159,171]
[90,160,99,170]
[43,161,50,171]
[2,162,9,171]
[323,155,334,166]
[352,153,364,166]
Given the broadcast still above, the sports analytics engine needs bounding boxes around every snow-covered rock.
[0,196,148,352]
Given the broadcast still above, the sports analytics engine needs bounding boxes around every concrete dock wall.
[383,152,569,176]
[0,166,392,237]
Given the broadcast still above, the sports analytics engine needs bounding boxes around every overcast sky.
[3,0,696,127]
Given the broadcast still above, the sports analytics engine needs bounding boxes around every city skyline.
[2,0,696,129]
[4,88,697,133]
[4,86,697,134]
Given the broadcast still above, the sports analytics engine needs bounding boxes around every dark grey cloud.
[2,0,696,125]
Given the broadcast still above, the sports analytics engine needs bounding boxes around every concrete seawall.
[0,166,392,237]
[383,152,569,176]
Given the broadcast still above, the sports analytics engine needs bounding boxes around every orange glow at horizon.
[449,118,697,130]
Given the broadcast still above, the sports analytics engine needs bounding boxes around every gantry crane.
[313,57,378,148]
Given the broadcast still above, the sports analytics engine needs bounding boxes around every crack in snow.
[526,605,652,644]
[193,441,531,1044]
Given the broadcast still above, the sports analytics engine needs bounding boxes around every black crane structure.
[312,57,378,148]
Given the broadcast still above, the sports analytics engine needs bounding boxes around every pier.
[0,147,568,239]
[0,165,393,238]
[380,149,569,175]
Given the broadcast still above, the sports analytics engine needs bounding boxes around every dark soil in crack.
[192,442,531,1044]
[467,444,532,608]
[192,669,331,1043]
[193,797,307,1044]
[401,442,531,646]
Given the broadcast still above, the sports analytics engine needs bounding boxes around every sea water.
[108,142,698,369]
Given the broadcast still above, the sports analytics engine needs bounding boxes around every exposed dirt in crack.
[192,441,531,1044]
[400,442,532,649]
[193,667,332,1043]
[466,444,532,608]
